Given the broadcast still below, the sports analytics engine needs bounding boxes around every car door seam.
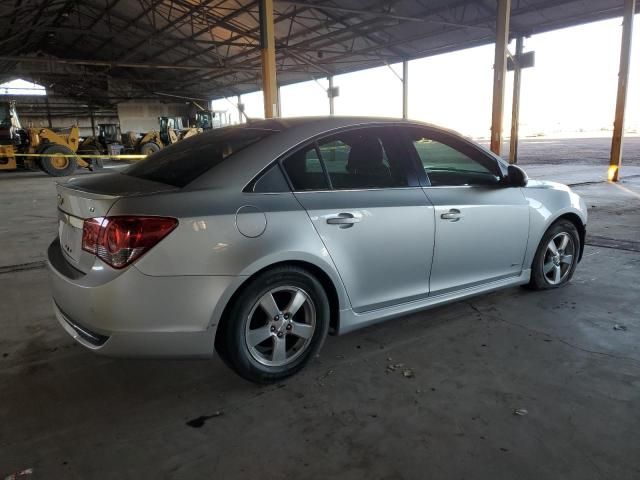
[418,187,437,296]
[290,191,355,311]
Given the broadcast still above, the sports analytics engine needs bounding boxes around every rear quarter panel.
[107,189,350,321]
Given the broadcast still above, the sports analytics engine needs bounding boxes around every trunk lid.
[55,172,178,273]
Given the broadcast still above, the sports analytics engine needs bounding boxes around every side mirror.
[507,164,528,187]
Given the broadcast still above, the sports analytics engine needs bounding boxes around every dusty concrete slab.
[485,135,640,166]
[1,142,639,479]
[1,244,639,479]
[523,163,640,186]
[485,135,640,184]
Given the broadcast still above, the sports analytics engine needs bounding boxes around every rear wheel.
[528,219,580,290]
[92,158,105,170]
[40,144,77,177]
[78,147,104,171]
[218,266,330,383]
[140,142,160,156]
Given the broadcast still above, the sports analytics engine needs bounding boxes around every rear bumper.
[47,238,237,358]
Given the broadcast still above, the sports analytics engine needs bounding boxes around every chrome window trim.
[421,185,475,189]
[291,186,424,194]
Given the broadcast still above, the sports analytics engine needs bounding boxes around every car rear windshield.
[124,127,278,187]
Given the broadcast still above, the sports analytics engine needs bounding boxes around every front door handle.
[440,209,462,222]
[326,213,361,228]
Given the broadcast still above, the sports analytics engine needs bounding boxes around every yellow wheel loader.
[78,123,127,168]
[0,101,94,177]
[132,116,204,156]
[191,110,215,130]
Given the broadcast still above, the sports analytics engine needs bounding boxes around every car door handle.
[440,209,462,222]
[326,213,361,227]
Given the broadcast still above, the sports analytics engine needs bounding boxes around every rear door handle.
[440,209,462,222]
[326,213,361,227]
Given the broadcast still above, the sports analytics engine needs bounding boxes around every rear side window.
[124,127,277,187]
[318,128,409,189]
[282,145,330,191]
[281,127,411,191]
[252,164,290,193]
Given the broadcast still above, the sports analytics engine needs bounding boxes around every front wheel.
[528,219,580,290]
[218,266,330,383]
[140,142,160,156]
[39,144,78,177]
[78,147,104,171]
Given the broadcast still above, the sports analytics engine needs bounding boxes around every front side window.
[407,128,501,186]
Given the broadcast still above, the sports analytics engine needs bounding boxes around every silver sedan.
[48,117,587,383]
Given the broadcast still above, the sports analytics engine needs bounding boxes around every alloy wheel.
[543,232,575,285]
[245,286,316,367]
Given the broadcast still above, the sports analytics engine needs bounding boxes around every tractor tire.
[140,142,160,156]
[40,145,78,177]
[79,147,105,171]
[92,158,105,170]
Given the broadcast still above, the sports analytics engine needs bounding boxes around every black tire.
[92,158,105,170]
[218,265,330,384]
[78,147,104,171]
[528,219,580,290]
[39,144,78,177]
[140,142,160,156]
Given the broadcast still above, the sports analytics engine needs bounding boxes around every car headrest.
[346,138,384,173]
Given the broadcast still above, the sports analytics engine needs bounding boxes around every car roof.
[236,116,434,135]
[207,115,471,153]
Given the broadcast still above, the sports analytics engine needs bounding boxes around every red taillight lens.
[81,217,103,254]
[82,216,178,269]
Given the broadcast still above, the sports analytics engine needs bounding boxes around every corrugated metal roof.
[0,0,635,104]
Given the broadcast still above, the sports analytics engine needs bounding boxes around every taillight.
[82,216,178,269]
[81,217,103,254]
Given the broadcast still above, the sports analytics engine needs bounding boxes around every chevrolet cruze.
[48,117,587,383]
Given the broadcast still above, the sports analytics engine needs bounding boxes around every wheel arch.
[553,212,586,261]
[527,206,587,268]
[213,259,343,356]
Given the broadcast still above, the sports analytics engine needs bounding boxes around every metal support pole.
[328,76,335,115]
[509,36,524,164]
[259,0,277,118]
[45,96,52,128]
[490,0,511,156]
[402,60,409,119]
[276,85,282,117]
[237,95,243,123]
[90,108,96,137]
[609,0,636,182]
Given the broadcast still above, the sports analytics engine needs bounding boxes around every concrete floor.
[486,135,640,166]
[1,140,640,479]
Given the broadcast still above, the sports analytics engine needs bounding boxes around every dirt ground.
[484,135,640,166]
